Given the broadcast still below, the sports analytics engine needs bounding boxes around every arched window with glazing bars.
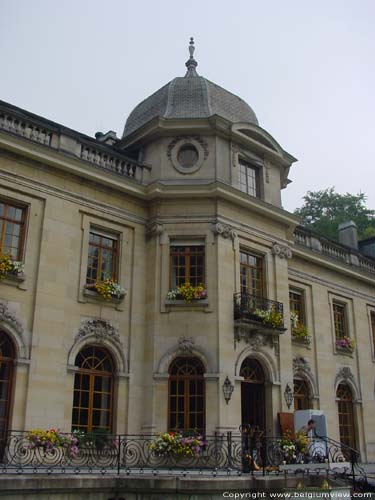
[71,345,114,433]
[294,379,310,411]
[168,357,205,434]
[337,383,356,450]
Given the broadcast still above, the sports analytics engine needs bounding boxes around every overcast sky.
[1,0,374,212]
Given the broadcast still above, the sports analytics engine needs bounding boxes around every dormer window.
[239,159,260,198]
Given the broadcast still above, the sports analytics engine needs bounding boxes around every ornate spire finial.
[185,36,198,77]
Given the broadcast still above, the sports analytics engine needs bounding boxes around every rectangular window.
[170,245,205,288]
[371,312,375,355]
[289,288,306,324]
[86,230,118,284]
[0,201,26,260]
[333,301,348,340]
[239,159,260,198]
[240,250,264,298]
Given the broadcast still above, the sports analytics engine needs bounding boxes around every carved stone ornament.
[178,336,195,353]
[336,366,354,384]
[76,319,121,344]
[272,243,292,259]
[234,327,279,354]
[264,159,271,183]
[293,356,312,375]
[212,222,237,241]
[0,301,23,335]
[145,222,164,240]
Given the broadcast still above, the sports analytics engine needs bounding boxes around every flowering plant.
[149,431,206,458]
[254,307,283,328]
[166,282,207,302]
[336,336,355,352]
[85,279,125,300]
[295,431,309,454]
[0,253,24,279]
[290,313,311,343]
[280,430,296,462]
[25,429,79,457]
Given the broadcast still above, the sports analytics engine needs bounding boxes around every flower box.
[166,282,207,302]
[0,254,25,280]
[335,337,355,354]
[84,280,126,303]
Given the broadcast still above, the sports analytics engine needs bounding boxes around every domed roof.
[122,39,258,138]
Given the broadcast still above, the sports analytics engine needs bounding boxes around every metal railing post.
[227,431,232,469]
[117,434,121,475]
[262,436,266,476]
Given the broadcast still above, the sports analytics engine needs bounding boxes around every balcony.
[234,293,286,345]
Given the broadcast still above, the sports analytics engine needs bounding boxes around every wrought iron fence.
[0,430,372,491]
[0,431,244,475]
[233,293,284,327]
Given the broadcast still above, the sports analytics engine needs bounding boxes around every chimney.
[338,221,358,250]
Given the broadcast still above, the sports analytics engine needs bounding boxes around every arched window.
[72,345,114,432]
[168,357,205,433]
[337,383,356,449]
[240,358,266,431]
[0,332,15,441]
[294,379,310,411]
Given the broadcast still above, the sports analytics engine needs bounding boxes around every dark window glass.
[71,346,114,433]
[0,201,26,260]
[333,302,348,340]
[239,159,260,198]
[86,231,118,284]
[177,144,199,168]
[168,357,205,434]
[170,245,205,288]
[240,250,264,298]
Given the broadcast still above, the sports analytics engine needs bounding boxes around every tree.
[294,188,375,242]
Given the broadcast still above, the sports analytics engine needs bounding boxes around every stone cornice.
[291,246,375,286]
[288,268,375,303]
[145,181,299,234]
[0,167,147,226]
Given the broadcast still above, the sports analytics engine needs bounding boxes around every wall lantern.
[223,376,234,404]
[284,383,294,409]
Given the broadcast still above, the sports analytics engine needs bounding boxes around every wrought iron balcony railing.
[233,293,285,330]
[0,430,372,491]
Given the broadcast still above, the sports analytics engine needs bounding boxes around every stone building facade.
[1,40,374,463]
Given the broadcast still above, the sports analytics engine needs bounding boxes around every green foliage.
[294,188,375,242]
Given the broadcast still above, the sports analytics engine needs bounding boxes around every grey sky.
[1,0,374,212]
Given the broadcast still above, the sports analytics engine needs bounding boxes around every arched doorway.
[0,332,15,447]
[240,358,265,431]
[71,345,114,432]
[294,379,310,411]
[168,357,205,434]
[337,383,356,449]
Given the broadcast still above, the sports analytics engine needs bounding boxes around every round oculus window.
[177,144,199,168]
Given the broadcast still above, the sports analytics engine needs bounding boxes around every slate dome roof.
[122,38,258,138]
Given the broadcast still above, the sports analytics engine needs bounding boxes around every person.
[298,419,316,437]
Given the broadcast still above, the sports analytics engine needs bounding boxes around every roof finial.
[185,37,198,77]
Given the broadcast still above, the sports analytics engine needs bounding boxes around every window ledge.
[0,272,26,288]
[165,298,209,308]
[291,336,312,349]
[334,347,354,358]
[82,288,126,305]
